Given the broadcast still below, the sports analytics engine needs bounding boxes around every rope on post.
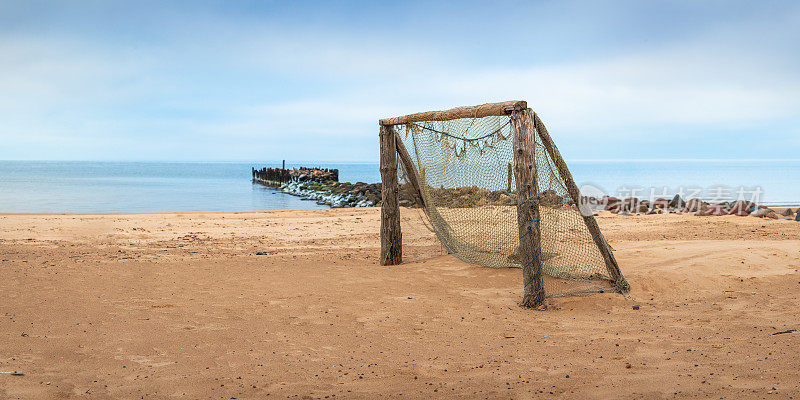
[519,219,540,239]
[523,249,542,288]
[390,233,402,248]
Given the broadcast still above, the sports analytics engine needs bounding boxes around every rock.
[766,211,782,219]
[605,197,621,212]
[685,198,704,212]
[669,194,685,209]
[750,208,772,218]
[622,197,639,212]
[653,198,670,209]
[366,192,379,205]
[456,194,472,207]
[796,210,800,222]
[704,203,728,216]
[694,203,709,216]
[637,204,649,213]
[728,201,754,216]
[540,190,563,205]
[273,180,383,208]
[399,199,413,207]
[779,208,794,217]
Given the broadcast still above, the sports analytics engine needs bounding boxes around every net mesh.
[394,113,623,297]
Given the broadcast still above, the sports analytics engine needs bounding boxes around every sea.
[0,160,798,213]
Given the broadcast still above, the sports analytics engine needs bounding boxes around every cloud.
[0,1,798,161]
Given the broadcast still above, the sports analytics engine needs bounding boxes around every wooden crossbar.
[378,100,526,126]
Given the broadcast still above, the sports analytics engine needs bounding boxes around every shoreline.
[1,204,799,216]
[0,209,364,216]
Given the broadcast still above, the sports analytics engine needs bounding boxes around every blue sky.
[1,0,798,162]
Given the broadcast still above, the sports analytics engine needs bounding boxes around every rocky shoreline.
[278,181,379,208]
[252,171,799,220]
[255,179,421,208]
[598,194,799,220]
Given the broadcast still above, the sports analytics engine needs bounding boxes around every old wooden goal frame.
[378,100,628,307]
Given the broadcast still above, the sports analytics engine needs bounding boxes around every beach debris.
[632,305,640,310]
[770,329,796,336]
[0,371,24,376]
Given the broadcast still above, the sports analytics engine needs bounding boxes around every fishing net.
[393,112,625,297]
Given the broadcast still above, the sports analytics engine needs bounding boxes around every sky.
[1,0,798,162]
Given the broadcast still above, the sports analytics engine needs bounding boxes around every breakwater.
[252,166,422,208]
[252,165,338,186]
[280,180,381,208]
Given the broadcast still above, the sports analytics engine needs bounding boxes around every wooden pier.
[252,162,339,187]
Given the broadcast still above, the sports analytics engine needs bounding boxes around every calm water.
[0,161,378,213]
[0,160,797,212]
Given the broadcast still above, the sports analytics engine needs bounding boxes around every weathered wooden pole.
[531,112,629,293]
[507,163,513,194]
[511,106,545,308]
[379,100,525,126]
[380,124,402,265]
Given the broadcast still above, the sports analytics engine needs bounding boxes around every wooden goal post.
[378,100,628,308]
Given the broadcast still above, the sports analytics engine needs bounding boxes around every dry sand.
[1,209,798,399]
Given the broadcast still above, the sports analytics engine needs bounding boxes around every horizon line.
[2,158,800,164]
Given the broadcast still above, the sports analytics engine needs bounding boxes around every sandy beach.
[1,208,799,399]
